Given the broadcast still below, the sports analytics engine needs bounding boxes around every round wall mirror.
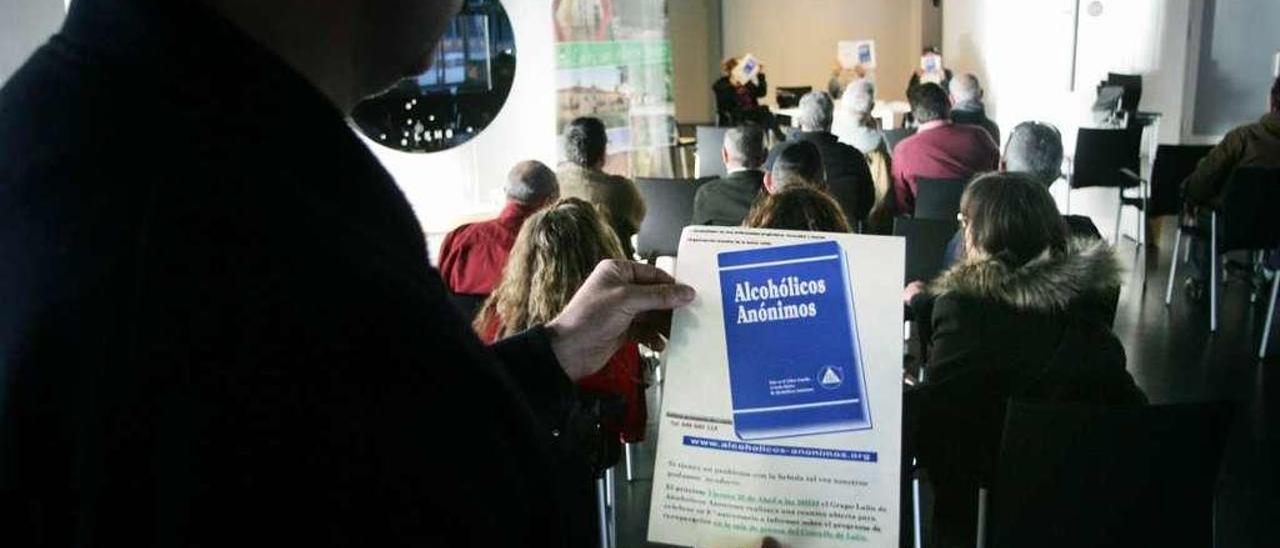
[351,0,516,153]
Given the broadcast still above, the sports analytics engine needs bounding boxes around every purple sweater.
[892,122,1000,215]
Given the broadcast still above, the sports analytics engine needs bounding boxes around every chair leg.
[1114,188,1123,246]
[976,487,989,548]
[596,477,611,548]
[624,443,635,482]
[1166,228,1182,305]
[1211,213,1219,333]
[913,475,924,548]
[1261,274,1280,358]
[605,468,617,548]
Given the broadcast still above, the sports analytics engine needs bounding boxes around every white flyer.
[647,226,904,548]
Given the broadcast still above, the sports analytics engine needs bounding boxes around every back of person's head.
[1004,122,1064,187]
[960,172,1068,268]
[563,117,607,169]
[505,160,559,205]
[1271,75,1280,113]
[908,83,951,124]
[722,123,767,170]
[743,186,851,233]
[796,91,835,132]
[477,198,624,338]
[841,79,876,116]
[949,73,983,105]
[766,140,824,192]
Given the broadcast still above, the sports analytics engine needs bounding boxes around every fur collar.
[929,238,1121,312]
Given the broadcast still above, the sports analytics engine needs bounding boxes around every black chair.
[894,217,958,285]
[1148,144,1213,217]
[914,177,967,221]
[985,401,1233,548]
[1165,168,1280,348]
[695,125,728,178]
[634,177,710,260]
[883,127,917,155]
[775,86,812,109]
[1066,127,1145,246]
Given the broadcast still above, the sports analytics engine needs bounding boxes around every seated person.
[787,91,876,227]
[763,139,825,194]
[692,123,767,226]
[557,117,646,259]
[743,185,851,233]
[892,83,1000,215]
[905,173,1146,548]
[948,73,1000,146]
[905,46,954,97]
[832,79,895,233]
[827,59,866,99]
[475,198,648,450]
[1181,75,1280,299]
[438,160,560,300]
[942,121,1103,266]
[713,56,777,137]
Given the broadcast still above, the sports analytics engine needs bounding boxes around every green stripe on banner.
[556,40,672,69]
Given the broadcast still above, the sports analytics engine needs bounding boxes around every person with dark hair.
[905,173,1145,548]
[557,116,646,259]
[763,139,825,194]
[438,160,560,300]
[0,1,696,545]
[891,83,1000,215]
[1180,75,1280,299]
[743,185,852,233]
[693,123,767,226]
[948,73,1000,145]
[787,91,876,227]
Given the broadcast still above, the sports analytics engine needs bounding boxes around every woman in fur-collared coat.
[906,173,1146,548]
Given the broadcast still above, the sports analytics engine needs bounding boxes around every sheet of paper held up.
[647,226,904,548]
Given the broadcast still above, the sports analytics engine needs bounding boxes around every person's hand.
[903,281,926,306]
[545,260,696,381]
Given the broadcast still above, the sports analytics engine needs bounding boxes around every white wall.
[944,0,1198,242]
[721,0,921,103]
[360,0,557,246]
[0,0,65,84]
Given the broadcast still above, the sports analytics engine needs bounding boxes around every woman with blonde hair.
[476,198,646,446]
[743,185,852,233]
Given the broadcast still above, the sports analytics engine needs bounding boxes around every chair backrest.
[695,126,729,178]
[775,86,812,109]
[990,401,1233,548]
[1070,127,1142,189]
[914,177,968,221]
[883,127,917,155]
[1148,144,1212,216]
[893,217,959,284]
[634,177,709,258]
[1219,167,1280,252]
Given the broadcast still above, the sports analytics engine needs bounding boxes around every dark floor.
[612,219,1280,547]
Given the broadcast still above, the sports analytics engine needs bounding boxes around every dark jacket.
[713,74,768,125]
[951,103,1001,146]
[692,169,765,226]
[1184,112,1280,207]
[907,238,1146,547]
[789,131,876,225]
[0,1,592,545]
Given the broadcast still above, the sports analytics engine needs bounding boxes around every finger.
[604,259,677,286]
[621,282,696,314]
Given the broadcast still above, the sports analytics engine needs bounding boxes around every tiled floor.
[612,220,1279,547]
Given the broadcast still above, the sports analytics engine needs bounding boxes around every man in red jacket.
[892,83,1000,215]
[438,160,560,297]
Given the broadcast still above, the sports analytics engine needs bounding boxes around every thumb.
[621,282,696,314]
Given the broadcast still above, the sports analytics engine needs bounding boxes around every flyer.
[838,40,876,70]
[648,226,904,548]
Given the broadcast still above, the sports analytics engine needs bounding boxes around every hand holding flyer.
[648,227,904,547]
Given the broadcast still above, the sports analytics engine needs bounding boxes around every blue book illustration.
[717,240,871,440]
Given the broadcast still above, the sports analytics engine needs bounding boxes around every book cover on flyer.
[718,240,871,440]
[648,226,904,548]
